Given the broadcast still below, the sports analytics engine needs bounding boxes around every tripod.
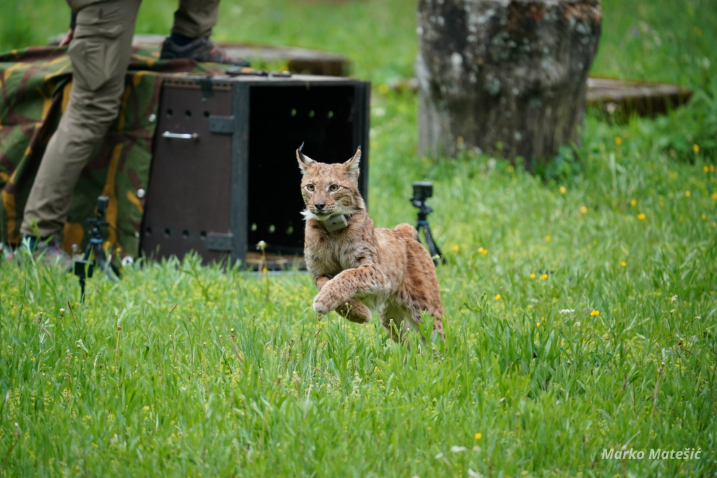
[411,188,445,266]
[73,196,120,302]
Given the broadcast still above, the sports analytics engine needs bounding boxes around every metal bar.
[208,116,234,135]
[161,131,199,140]
[230,83,250,268]
[206,232,234,252]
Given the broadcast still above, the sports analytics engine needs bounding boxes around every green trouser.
[21,0,220,239]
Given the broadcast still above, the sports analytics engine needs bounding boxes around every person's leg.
[22,0,141,240]
[171,0,220,39]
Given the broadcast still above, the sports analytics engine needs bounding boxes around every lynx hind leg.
[401,237,446,340]
[394,223,419,241]
[379,304,415,343]
[335,297,372,324]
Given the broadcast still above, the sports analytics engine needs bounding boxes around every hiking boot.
[160,36,250,66]
[20,236,72,270]
[0,242,14,262]
[39,239,72,269]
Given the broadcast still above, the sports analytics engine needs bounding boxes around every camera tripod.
[411,184,445,266]
[73,196,120,302]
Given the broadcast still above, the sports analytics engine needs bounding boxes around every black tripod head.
[86,195,109,230]
[411,181,435,219]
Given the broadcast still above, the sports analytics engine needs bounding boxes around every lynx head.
[296,144,364,221]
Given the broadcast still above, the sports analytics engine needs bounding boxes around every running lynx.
[297,145,445,341]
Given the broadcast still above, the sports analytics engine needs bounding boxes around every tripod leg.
[110,261,121,279]
[94,243,119,283]
[423,223,445,264]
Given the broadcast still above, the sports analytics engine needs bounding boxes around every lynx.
[296,145,445,341]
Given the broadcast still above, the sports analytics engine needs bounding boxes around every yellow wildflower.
[453,245,459,252]
[693,144,700,153]
[620,261,627,267]
[637,213,646,220]
[508,165,515,173]
[494,294,501,300]
[591,310,600,316]
[544,235,551,242]
[614,136,623,145]
[530,273,536,279]
[378,84,390,94]
[630,199,637,207]
[579,206,588,214]
[685,190,691,198]
[540,273,548,280]
[702,214,707,221]
[712,192,717,200]
[704,166,710,173]
[536,322,541,327]
[474,433,483,440]
[559,186,567,194]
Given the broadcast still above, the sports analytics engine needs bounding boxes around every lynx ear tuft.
[343,146,361,180]
[296,142,315,174]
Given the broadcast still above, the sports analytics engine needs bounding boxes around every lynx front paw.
[313,287,345,315]
[313,295,332,315]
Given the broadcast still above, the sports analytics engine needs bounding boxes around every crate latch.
[209,116,234,135]
[206,232,233,252]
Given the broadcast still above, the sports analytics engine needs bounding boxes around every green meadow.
[1,0,716,475]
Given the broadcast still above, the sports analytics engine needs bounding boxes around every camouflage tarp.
[0,45,230,258]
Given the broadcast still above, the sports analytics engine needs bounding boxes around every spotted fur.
[297,146,445,341]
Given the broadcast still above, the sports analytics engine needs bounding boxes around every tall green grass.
[2,0,717,476]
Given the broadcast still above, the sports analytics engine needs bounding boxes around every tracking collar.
[322,213,351,232]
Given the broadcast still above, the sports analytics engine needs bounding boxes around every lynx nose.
[314,201,326,210]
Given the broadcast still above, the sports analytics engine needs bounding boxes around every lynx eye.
[329,184,339,192]
[306,184,315,192]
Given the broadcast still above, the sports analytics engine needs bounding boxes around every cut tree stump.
[416,0,602,169]
[48,33,351,77]
[586,77,692,118]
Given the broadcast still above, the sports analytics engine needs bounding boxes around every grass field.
[2,0,717,476]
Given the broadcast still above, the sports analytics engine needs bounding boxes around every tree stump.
[416,0,602,169]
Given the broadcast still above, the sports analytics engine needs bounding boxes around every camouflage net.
[0,45,230,258]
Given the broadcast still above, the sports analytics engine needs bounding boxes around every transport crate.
[140,73,370,268]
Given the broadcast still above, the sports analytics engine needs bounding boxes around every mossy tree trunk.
[416,0,602,170]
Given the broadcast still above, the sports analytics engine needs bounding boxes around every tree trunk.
[416,0,602,170]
